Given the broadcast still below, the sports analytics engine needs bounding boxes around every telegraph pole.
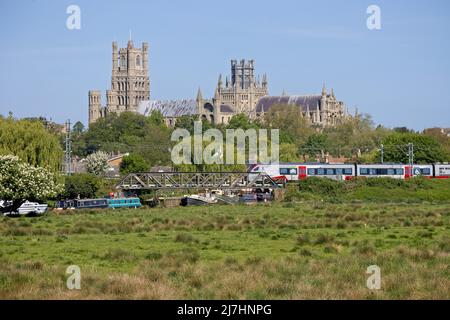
[65,120,72,175]
[408,143,414,176]
[380,144,384,164]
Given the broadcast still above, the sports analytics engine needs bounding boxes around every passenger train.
[248,163,450,182]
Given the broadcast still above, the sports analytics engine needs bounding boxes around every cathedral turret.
[106,90,117,111]
[112,42,118,71]
[322,83,327,96]
[196,87,203,102]
[142,42,149,71]
[217,74,222,89]
[88,90,102,125]
[262,74,268,89]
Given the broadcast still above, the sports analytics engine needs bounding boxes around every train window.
[344,169,352,175]
[360,168,369,175]
[415,168,431,175]
[280,168,297,175]
[307,168,315,175]
[387,169,395,175]
[396,169,404,175]
[325,169,335,175]
[317,168,325,175]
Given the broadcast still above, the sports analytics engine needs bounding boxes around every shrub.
[174,233,197,244]
[63,173,101,199]
[298,177,343,197]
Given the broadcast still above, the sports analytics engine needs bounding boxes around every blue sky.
[0,0,449,130]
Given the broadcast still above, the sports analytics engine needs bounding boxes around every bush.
[174,233,197,244]
[120,154,149,175]
[298,177,343,197]
[63,173,101,199]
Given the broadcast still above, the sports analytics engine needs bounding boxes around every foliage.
[263,104,313,145]
[72,121,85,134]
[226,113,260,130]
[0,116,63,172]
[287,176,450,202]
[300,134,330,158]
[279,143,301,162]
[85,151,109,176]
[63,173,101,199]
[175,115,213,133]
[379,132,447,163]
[73,112,172,166]
[119,154,149,174]
[0,155,62,211]
[423,128,450,161]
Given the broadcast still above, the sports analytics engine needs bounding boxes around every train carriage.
[249,162,439,181]
[434,164,450,178]
[249,163,355,182]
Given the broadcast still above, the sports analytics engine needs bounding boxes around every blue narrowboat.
[74,198,109,209]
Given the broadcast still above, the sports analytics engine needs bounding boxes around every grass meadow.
[0,195,449,299]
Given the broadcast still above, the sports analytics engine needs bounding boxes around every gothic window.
[121,56,126,68]
[136,55,141,66]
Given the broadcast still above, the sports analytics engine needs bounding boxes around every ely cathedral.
[89,41,347,127]
[88,40,150,124]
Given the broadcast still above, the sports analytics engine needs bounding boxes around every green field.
[1,193,449,299]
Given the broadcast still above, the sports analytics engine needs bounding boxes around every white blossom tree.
[85,151,110,176]
[0,155,63,213]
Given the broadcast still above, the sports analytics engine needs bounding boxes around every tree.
[0,117,63,172]
[120,154,149,174]
[85,151,110,176]
[72,121,85,134]
[423,128,450,161]
[147,110,165,126]
[174,115,199,133]
[379,132,447,163]
[63,173,101,199]
[263,105,314,146]
[300,133,330,159]
[72,112,173,166]
[0,155,63,213]
[227,113,259,130]
[279,143,301,162]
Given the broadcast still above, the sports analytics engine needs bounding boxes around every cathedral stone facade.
[255,85,347,127]
[89,40,150,125]
[196,59,269,125]
[89,41,347,127]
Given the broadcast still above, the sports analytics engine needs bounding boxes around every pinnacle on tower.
[331,88,335,98]
[196,87,203,102]
[262,74,267,86]
[322,83,327,96]
[218,74,222,88]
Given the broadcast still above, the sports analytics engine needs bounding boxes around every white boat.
[17,201,48,215]
[182,194,218,206]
